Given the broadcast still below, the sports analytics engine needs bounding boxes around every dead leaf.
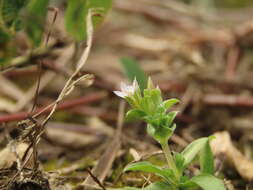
[211,131,253,181]
[0,142,29,169]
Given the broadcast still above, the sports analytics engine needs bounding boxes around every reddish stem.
[0,92,107,123]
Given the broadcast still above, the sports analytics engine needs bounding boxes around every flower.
[114,79,139,98]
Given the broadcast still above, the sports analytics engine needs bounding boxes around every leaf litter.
[1,0,253,190]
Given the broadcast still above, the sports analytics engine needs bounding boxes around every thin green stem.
[161,142,180,180]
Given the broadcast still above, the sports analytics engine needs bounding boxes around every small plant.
[114,78,226,190]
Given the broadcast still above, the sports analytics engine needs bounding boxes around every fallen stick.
[203,94,253,107]
[0,92,107,123]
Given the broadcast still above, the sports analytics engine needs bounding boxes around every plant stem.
[0,92,107,123]
[161,141,180,180]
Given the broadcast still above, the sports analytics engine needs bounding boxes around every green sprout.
[114,78,226,190]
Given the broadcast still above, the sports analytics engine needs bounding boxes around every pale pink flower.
[114,79,139,98]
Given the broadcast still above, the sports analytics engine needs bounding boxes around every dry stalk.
[40,9,94,126]
[5,9,95,187]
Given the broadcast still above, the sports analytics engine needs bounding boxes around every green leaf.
[139,88,163,115]
[147,123,175,144]
[166,111,178,127]
[181,137,209,168]
[199,140,214,175]
[0,28,10,43]
[65,0,112,41]
[123,161,161,174]
[147,123,156,137]
[190,174,226,190]
[140,96,153,114]
[120,57,148,91]
[88,0,112,25]
[1,0,28,26]
[124,161,174,182]
[162,98,180,110]
[65,0,87,41]
[174,152,185,173]
[125,109,146,121]
[179,180,198,190]
[143,88,162,110]
[24,0,49,46]
[113,182,173,190]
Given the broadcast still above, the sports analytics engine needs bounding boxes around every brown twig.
[225,46,241,80]
[86,168,106,190]
[30,6,59,114]
[0,92,107,123]
[203,94,253,107]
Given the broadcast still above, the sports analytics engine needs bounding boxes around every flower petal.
[132,78,139,91]
[125,85,134,94]
[120,82,128,91]
[114,91,127,98]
